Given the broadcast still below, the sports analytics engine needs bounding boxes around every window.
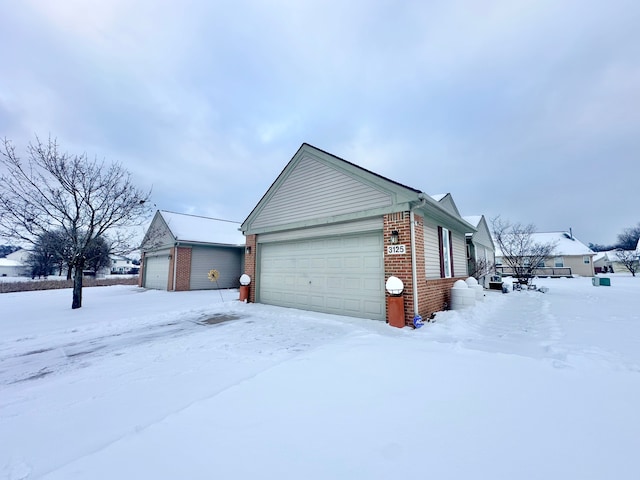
[554,257,564,268]
[583,256,590,264]
[439,227,452,278]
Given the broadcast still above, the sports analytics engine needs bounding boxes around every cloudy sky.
[1,0,638,246]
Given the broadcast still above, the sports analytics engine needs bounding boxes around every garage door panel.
[144,255,170,290]
[259,232,384,320]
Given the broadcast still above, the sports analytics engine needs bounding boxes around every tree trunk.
[72,263,84,309]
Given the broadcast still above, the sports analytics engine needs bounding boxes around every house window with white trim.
[554,257,564,268]
[583,256,590,264]
[441,227,452,278]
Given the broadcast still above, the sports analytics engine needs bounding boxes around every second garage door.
[143,255,170,290]
[258,232,385,320]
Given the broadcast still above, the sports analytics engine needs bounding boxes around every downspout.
[172,242,179,291]
[410,193,428,317]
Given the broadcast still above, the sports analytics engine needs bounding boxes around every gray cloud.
[1,0,638,245]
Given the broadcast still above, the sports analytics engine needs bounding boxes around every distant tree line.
[0,244,19,257]
[589,223,640,252]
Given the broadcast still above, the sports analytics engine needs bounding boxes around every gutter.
[410,193,428,317]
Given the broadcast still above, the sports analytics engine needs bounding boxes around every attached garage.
[241,143,475,326]
[140,210,245,291]
[258,231,385,320]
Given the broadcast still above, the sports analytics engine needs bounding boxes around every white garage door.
[144,255,170,290]
[259,232,385,320]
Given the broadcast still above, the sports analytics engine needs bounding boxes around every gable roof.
[242,143,474,235]
[145,211,244,247]
[432,193,462,217]
[495,231,594,257]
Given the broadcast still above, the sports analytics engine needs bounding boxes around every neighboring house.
[110,255,138,274]
[240,143,475,326]
[462,215,496,287]
[0,258,27,277]
[495,231,595,277]
[0,249,30,277]
[593,250,637,274]
[139,210,245,291]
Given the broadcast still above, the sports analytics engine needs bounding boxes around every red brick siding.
[174,246,191,291]
[383,212,414,326]
[422,277,460,317]
[243,235,256,302]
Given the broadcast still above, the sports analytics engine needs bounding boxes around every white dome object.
[385,276,404,295]
[452,279,468,289]
[465,277,479,286]
[239,274,251,286]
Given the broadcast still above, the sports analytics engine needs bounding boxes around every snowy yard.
[1,276,639,479]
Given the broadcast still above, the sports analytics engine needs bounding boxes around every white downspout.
[172,243,179,291]
[410,194,428,317]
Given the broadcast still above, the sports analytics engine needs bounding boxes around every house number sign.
[387,245,407,255]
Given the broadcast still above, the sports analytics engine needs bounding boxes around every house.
[495,231,595,277]
[593,249,637,274]
[240,143,476,326]
[462,215,496,287]
[139,210,245,291]
[0,249,30,277]
[110,255,138,275]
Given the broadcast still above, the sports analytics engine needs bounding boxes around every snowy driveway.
[2,278,640,480]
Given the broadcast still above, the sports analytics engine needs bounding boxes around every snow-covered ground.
[1,275,639,479]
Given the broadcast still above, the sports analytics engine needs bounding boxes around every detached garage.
[241,143,476,326]
[140,210,244,291]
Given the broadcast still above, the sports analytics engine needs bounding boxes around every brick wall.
[174,246,192,291]
[422,277,460,316]
[243,235,257,302]
[383,212,414,326]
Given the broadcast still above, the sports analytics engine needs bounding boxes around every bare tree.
[613,249,639,277]
[491,216,557,285]
[468,256,494,284]
[0,136,151,308]
[616,223,640,251]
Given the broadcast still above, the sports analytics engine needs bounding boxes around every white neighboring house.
[495,231,595,277]
[0,249,30,277]
[110,255,138,275]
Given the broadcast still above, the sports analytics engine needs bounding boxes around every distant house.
[593,250,637,274]
[139,210,245,291]
[241,143,475,326]
[110,255,138,275]
[0,249,30,277]
[463,215,496,287]
[495,231,595,277]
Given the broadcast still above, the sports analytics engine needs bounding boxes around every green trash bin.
[600,277,611,286]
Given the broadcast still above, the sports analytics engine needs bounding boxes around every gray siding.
[251,156,392,229]
[190,246,242,290]
[258,218,382,243]
[452,231,467,277]
[423,220,440,279]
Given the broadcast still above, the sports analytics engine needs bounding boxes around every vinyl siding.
[452,231,467,277]
[251,156,392,229]
[423,220,440,279]
[258,218,382,243]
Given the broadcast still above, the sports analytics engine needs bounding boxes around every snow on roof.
[494,231,594,257]
[463,215,483,228]
[160,211,245,246]
[430,193,447,202]
[0,258,23,267]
